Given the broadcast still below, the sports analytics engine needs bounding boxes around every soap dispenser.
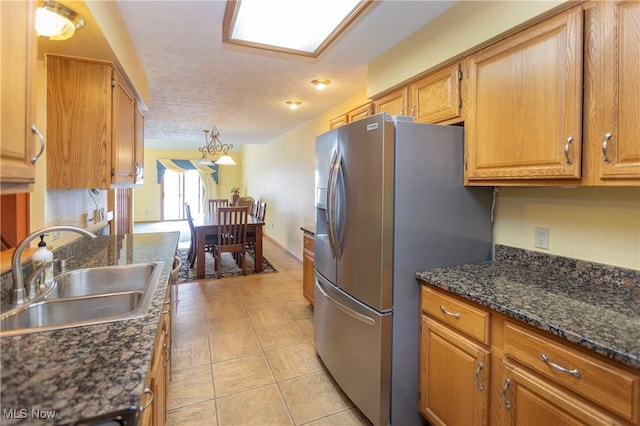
[32,235,54,284]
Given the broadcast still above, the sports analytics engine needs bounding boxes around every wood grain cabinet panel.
[419,316,490,426]
[408,62,462,124]
[46,55,143,189]
[465,6,584,182]
[373,87,408,117]
[302,232,315,305]
[0,0,37,194]
[584,1,640,184]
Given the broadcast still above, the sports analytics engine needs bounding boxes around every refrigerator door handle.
[329,151,342,259]
[325,150,338,258]
[335,154,346,255]
[316,279,375,326]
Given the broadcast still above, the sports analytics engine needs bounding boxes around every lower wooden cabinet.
[419,284,640,425]
[302,230,315,305]
[140,290,171,426]
[419,316,490,426]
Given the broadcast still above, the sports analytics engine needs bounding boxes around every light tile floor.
[167,237,371,426]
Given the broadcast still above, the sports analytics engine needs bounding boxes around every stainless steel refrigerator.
[314,113,493,426]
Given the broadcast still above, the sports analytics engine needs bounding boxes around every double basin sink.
[0,262,164,337]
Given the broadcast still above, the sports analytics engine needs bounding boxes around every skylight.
[223,0,371,58]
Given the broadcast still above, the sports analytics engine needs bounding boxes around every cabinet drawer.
[421,286,490,345]
[504,321,640,423]
[303,234,315,252]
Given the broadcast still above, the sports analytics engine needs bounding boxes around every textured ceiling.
[114,1,457,151]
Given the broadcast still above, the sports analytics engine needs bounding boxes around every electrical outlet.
[535,227,549,249]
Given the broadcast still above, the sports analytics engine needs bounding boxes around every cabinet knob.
[31,125,45,165]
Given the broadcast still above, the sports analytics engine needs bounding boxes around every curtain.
[156,159,219,212]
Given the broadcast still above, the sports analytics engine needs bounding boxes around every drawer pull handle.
[439,305,460,319]
[564,136,574,165]
[140,387,154,411]
[540,354,580,378]
[602,132,612,164]
[474,362,484,391]
[502,379,511,410]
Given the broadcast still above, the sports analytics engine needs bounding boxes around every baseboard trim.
[264,233,302,263]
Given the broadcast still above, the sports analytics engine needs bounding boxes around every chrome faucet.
[11,226,97,305]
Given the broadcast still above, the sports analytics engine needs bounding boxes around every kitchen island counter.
[416,244,640,370]
[0,232,179,425]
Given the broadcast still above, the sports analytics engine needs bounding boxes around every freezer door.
[314,273,391,426]
[336,114,395,311]
[315,129,338,284]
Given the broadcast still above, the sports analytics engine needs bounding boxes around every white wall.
[241,92,369,259]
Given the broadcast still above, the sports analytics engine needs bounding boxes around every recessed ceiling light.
[311,79,331,90]
[223,0,371,58]
[286,100,302,110]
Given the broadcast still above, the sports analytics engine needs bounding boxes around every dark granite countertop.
[300,225,315,235]
[416,245,640,370]
[0,232,179,425]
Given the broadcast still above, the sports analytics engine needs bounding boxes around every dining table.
[192,212,265,279]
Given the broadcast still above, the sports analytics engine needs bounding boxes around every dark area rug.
[175,247,276,282]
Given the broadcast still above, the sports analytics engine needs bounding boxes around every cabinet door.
[302,233,315,305]
[373,87,408,116]
[347,103,373,123]
[47,56,113,189]
[419,316,489,426]
[465,6,583,181]
[329,114,347,129]
[502,362,620,426]
[588,1,640,182]
[134,103,145,184]
[409,63,462,124]
[112,69,136,186]
[0,0,37,193]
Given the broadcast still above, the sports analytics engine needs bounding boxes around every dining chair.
[246,202,266,253]
[208,198,229,214]
[185,203,214,268]
[213,206,249,278]
[235,196,254,212]
[250,200,259,217]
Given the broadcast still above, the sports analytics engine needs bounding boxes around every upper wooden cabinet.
[134,103,145,185]
[465,6,584,183]
[584,1,640,184]
[373,87,408,117]
[46,55,143,189]
[0,0,38,194]
[408,62,463,125]
[328,103,372,129]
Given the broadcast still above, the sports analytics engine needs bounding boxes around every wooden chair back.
[208,198,229,214]
[215,206,249,277]
[235,196,254,213]
[256,202,267,222]
[250,200,259,217]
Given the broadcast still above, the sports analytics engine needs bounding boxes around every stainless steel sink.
[0,262,164,337]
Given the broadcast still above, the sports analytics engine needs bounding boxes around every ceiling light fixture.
[35,1,85,41]
[286,101,302,110]
[196,127,237,166]
[223,0,371,58]
[311,79,331,90]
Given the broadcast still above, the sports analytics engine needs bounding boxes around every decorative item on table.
[231,187,240,205]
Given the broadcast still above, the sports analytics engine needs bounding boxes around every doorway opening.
[162,169,205,220]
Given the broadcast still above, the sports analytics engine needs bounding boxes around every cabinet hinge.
[465,161,467,171]
[458,97,462,108]
[457,70,463,81]
[111,167,115,177]
[418,391,421,401]
[111,78,116,88]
